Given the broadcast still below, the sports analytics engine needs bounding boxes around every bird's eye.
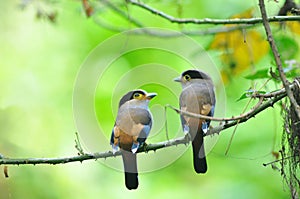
[184,74,191,81]
[133,93,142,99]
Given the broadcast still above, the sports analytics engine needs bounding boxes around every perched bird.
[110,89,157,190]
[174,70,215,173]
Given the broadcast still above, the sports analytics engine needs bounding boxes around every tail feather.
[192,130,207,173]
[121,150,138,190]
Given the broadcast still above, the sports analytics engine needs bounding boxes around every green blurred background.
[1,0,298,198]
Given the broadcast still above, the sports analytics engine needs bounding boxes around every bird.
[174,70,215,173]
[110,89,157,190]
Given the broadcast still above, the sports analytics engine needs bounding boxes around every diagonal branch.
[205,92,287,136]
[126,0,300,25]
[167,82,297,122]
[0,82,296,165]
[101,0,144,28]
[166,97,264,122]
[258,0,300,120]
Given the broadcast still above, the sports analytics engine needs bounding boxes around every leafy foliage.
[209,9,269,84]
[236,89,266,101]
[244,68,270,80]
[275,36,299,60]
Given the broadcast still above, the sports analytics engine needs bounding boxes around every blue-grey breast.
[174,70,215,173]
[110,89,157,189]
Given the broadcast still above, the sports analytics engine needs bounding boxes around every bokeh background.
[1,0,299,198]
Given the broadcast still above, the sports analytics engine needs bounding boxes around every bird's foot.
[112,144,119,154]
[131,142,140,153]
[202,122,208,134]
[183,125,190,135]
[183,125,191,142]
[139,142,148,152]
[184,133,192,143]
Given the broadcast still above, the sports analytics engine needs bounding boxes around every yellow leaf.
[277,12,300,35]
[231,8,255,19]
[209,8,269,83]
[286,21,300,35]
[220,69,230,84]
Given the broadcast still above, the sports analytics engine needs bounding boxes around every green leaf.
[244,68,270,80]
[275,36,299,60]
[284,60,300,79]
[236,93,248,101]
[236,90,266,101]
[286,69,300,78]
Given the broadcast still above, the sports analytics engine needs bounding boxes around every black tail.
[121,150,138,190]
[192,130,207,173]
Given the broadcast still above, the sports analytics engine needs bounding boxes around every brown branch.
[98,0,255,37]
[101,0,144,28]
[94,15,254,37]
[167,97,264,122]
[126,0,300,25]
[98,0,300,38]
[0,136,188,165]
[169,82,297,137]
[252,87,287,98]
[263,155,295,166]
[258,0,300,120]
[0,82,295,165]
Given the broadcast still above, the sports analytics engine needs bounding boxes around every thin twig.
[225,97,262,155]
[226,78,274,154]
[258,0,300,120]
[252,87,287,98]
[164,105,170,141]
[205,91,287,136]
[101,0,144,28]
[127,0,300,25]
[167,97,264,122]
[75,132,85,155]
[263,155,294,167]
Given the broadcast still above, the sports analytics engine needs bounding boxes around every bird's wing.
[179,83,215,132]
[128,108,152,145]
[116,108,151,134]
[110,125,121,153]
[115,107,152,152]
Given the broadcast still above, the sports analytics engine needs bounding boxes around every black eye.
[184,74,191,81]
[133,93,141,99]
